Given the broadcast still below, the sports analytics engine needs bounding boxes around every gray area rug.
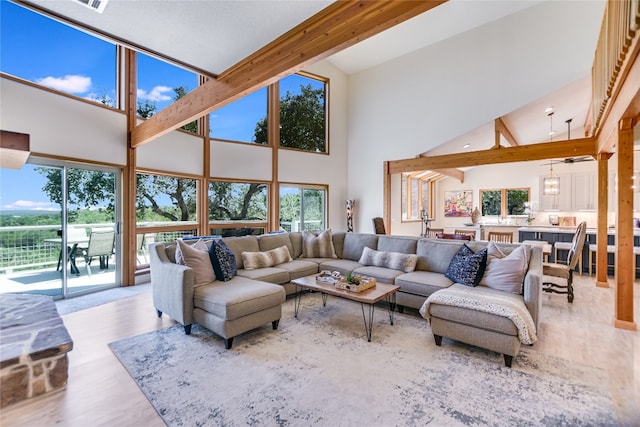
[56,284,150,315]
[109,293,616,427]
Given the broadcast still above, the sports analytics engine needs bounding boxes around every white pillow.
[175,238,212,265]
[358,247,418,273]
[479,241,528,294]
[176,239,216,286]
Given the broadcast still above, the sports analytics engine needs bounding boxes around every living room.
[1,0,639,425]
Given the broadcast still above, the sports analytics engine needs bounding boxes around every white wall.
[347,1,605,234]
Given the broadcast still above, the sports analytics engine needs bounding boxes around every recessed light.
[548,131,556,136]
[462,143,471,148]
[544,107,554,113]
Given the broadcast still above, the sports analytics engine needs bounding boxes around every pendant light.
[543,112,560,195]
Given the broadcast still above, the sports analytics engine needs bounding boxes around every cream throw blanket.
[419,285,537,345]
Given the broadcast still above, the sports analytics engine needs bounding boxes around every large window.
[480,188,530,217]
[401,172,436,221]
[280,185,326,232]
[1,2,117,106]
[209,88,268,143]
[278,74,327,153]
[208,181,268,237]
[137,53,199,132]
[136,173,198,226]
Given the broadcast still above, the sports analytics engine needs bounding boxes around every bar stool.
[589,244,640,276]
[555,241,582,273]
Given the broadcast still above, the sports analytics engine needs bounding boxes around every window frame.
[279,183,328,232]
[207,178,269,236]
[401,172,438,222]
[480,187,531,218]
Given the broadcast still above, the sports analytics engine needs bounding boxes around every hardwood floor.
[1,275,639,426]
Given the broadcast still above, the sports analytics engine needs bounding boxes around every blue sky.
[0,1,319,211]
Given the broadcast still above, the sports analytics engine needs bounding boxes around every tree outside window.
[480,188,530,218]
[208,181,268,237]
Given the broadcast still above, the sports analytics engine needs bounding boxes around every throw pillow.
[444,244,488,287]
[242,245,293,270]
[301,229,337,258]
[479,242,528,294]
[208,239,237,282]
[358,247,418,273]
[175,238,212,265]
[176,239,216,286]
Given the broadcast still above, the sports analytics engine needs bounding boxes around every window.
[280,185,326,232]
[137,53,199,132]
[1,2,117,107]
[401,172,435,221]
[278,74,327,153]
[136,173,198,226]
[208,181,268,237]
[480,188,530,217]
[209,88,268,143]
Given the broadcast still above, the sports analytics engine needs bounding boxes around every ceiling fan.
[562,156,594,163]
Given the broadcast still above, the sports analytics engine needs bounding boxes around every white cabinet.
[539,174,571,211]
[572,172,597,211]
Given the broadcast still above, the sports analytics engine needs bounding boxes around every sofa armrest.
[523,245,543,330]
[150,243,196,326]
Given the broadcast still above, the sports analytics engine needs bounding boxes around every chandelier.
[543,111,560,195]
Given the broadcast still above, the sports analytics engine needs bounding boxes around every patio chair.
[76,229,115,275]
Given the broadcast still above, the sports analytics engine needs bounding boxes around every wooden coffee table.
[290,275,400,342]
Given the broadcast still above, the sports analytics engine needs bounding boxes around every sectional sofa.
[150,230,542,365]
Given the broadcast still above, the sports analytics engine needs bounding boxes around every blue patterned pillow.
[444,244,488,287]
[208,239,237,282]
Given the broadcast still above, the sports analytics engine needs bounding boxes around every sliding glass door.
[0,159,121,298]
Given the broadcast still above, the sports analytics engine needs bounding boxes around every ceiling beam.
[495,117,519,147]
[432,168,464,182]
[131,0,447,148]
[388,137,596,175]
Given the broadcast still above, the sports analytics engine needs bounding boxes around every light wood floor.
[2,275,639,426]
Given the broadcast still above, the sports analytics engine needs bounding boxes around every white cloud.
[36,75,92,94]
[4,200,58,211]
[137,86,173,102]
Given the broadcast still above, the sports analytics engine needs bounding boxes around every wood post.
[614,118,637,330]
[596,153,610,287]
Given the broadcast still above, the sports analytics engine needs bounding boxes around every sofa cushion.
[331,231,346,259]
[377,235,418,254]
[353,265,405,284]
[209,239,237,282]
[175,238,211,265]
[223,236,260,269]
[479,242,528,294]
[301,229,337,258]
[193,278,285,321]
[235,267,290,284]
[274,259,319,280]
[416,239,465,273]
[242,246,292,270]
[317,259,363,277]
[176,239,216,286]
[395,271,454,296]
[357,247,418,273]
[289,232,303,258]
[258,233,294,255]
[342,233,378,261]
[444,244,488,287]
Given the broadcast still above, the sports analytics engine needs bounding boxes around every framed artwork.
[444,190,473,217]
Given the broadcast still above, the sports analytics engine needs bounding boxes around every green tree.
[254,84,325,151]
[209,182,267,221]
[173,86,198,133]
[137,100,156,118]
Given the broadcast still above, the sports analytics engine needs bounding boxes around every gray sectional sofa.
[150,231,542,365]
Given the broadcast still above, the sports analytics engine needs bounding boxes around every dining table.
[44,236,89,275]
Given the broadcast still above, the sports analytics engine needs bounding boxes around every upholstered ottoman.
[193,276,286,349]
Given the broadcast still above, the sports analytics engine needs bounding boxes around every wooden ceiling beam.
[432,168,464,182]
[495,117,519,147]
[388,137,596,175]
[131,0,447,148]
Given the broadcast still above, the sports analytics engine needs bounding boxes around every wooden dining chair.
[542,222,587,303]
[435,232,473,241]
[453,229,476,240]
[487,231,513,243]
[425,228,443,238]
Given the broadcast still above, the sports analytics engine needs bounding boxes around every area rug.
[109,293,616,427]
[56,284,150,315]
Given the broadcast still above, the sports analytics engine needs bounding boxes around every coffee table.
[290,275,400,342]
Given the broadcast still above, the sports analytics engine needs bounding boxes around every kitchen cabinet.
[572,172,597,211]
[539,174,571,211]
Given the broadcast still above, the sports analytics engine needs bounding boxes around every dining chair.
[372,217,386,234]
[76,229,115,275]
[435,232,473,241]
[453,229,476,240]
[425,228,444,238]
[487,231,513,243]
[542,222,587,303]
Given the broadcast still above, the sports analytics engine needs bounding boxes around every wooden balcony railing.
[591,0,640,133]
